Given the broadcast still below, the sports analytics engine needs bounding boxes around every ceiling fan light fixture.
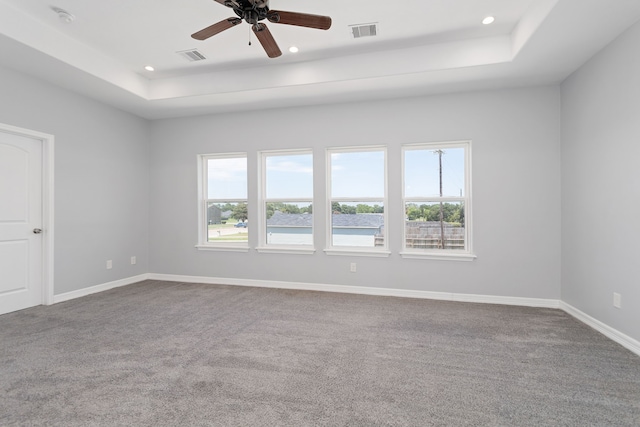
[482,16,495,25]
[289,46,299,53]
[144,66,155,72]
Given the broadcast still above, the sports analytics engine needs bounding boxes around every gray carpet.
[1,280,639,426]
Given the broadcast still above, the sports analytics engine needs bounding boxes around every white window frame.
[256,149,315,255]
[325,146,390,258]
[196,152,249,252]
[400,140,475,261]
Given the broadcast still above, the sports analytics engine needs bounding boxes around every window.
[197,153,248,251]
[402,141,474,260]
[327,147,388,256]
[258,150,314,253]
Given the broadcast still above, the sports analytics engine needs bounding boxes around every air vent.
[176,49,207,62]
[349,23,378,39]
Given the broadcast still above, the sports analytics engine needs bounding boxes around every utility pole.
[434,150,445,249]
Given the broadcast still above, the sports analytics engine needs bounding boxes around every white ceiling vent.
[349,23,378,39]
[177,49,207,62]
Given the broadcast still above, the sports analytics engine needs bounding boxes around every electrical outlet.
[613,292,621,308]
[131,256,137,265]
[106,260,113,270]
[350,262,357,273]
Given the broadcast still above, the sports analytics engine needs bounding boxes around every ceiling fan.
[191,0,332,58]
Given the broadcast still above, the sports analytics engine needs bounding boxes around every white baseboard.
[52,274,150,304]
[147,273,561,309]
[560,301,640,357]
[51,273,639,358]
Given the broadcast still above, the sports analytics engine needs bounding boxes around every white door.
[0,130,43,315]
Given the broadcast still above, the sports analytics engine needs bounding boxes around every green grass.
[208,223,235,230]
[208,236,248,242]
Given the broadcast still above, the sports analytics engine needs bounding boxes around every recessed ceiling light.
[482,16,495,25]
[144,66,155,72]
[289,46,299,53]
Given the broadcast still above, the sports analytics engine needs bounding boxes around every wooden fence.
[374,222,465,250]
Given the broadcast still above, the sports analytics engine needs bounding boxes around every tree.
[423,204,440,221]
[232,203,248,222]
[282,203,301,214]
[448,208,461,225]
[217,202,235,212]
[332,201,342,214]
[356,204,373,214]
[406,203,421,220]
[442,203,457,222]
[266,204,275,219]
[342,205,357,215]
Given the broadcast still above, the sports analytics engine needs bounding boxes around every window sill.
[324,248,391,258]
[256,246,315,255]
[400,251,477,261]
[195,244,250,253]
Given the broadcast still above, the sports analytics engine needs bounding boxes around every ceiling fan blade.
[191,18,242,40]
[252,23,282,58]
[267,10,332,30]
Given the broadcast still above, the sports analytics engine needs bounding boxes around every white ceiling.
[1,0,640,119]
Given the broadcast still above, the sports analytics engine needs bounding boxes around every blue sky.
[404,147,465,198]
[207,157,247,199]
[331,151,384,198]
[266,154,313,199]
[208,147,464,200]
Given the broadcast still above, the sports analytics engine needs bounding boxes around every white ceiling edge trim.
[0,1,149,98]
[0,0,543,105]
[149,36,513,100]
[511,0,560,56]
[141,63,543,119]
[508,0,640,78]
[10,0,637,121]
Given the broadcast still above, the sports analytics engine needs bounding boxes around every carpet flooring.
[1,280,639,426]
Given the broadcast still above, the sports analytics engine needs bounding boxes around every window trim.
[325,145,389,256]
[400,140,475,261]
[256,149,315,254]
[196,152,249,252]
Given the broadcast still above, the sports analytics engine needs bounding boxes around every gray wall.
[561,21,640,342]
[2,21,638,341]
[0,65,150,294]
[150,87,562,299]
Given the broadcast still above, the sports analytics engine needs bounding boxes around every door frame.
[0,122,54,306]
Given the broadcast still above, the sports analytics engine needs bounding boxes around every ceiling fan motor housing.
[232,0,271,24]
[243,9,260,24]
